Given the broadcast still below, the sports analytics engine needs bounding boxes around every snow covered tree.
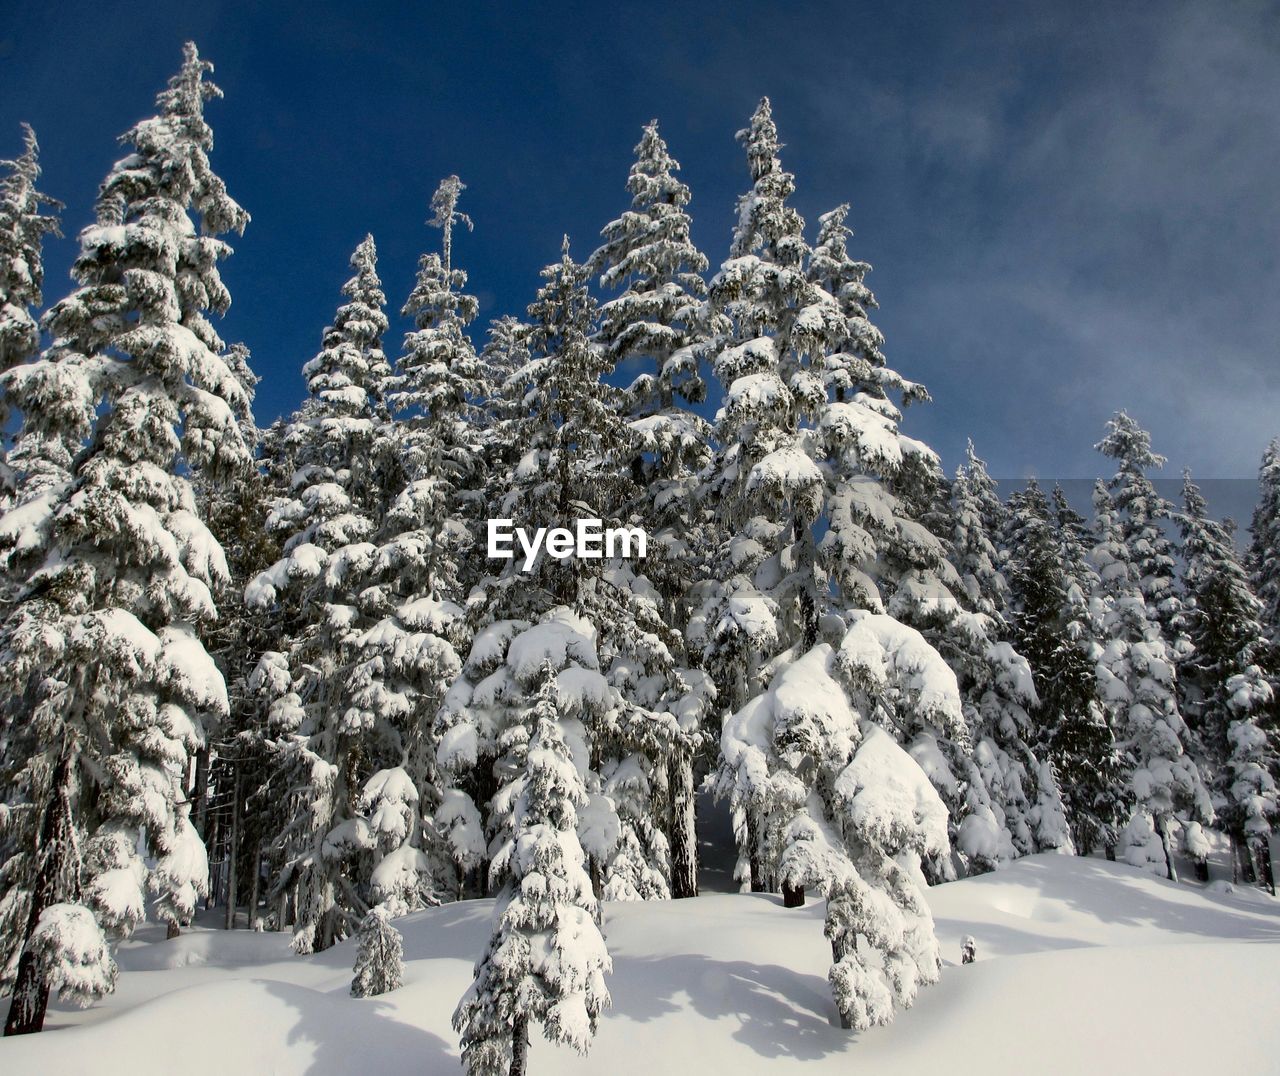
[691,99,842,895]
[591,121,715,899]
[720,619,952,1030]
[246,235,408,953]
[0,42,251,1034]
[1179,472,1278,889]
[453,658,611,1076]
[942,458,1072,861]
[1005,482,1127,856]
[0,124,61,505]
[1091,477,1211,878]
[1248,438,1280,649]
[1096,412,1189,661]
[350,901,405,998]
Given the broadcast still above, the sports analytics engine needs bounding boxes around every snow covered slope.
[3,855,1278,1075]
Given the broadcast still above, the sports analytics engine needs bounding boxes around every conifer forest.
[1,25,1278,1076]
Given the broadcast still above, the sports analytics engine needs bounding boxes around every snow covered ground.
[3,852,1277,1075]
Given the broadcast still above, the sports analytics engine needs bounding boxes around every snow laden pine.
[1003,482,1127,856]
[247,236,434,954]
[591,122,715,898]
[0,41,251,1035]
[1090,435,1212,879]
[1178,472,1277,890]
[720,617,952,1030]
[350,901,405,998]
[0,123,61,512]
[454,659,611,1076]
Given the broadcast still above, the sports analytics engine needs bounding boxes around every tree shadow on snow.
[997,857,1280,941]
[611,951,850,1062]
[262,979,457,1075]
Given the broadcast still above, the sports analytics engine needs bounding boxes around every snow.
[4,855,1279,1074]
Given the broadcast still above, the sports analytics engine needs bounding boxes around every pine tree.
[1005,482,1127,855]
[720,620,952,1029]
[591,121,714,899]
[692,99,843,895]
[1096,412,1189,660]
[0,124,61,506]
[1248,438,1280,648]
[944,458,1072,860]
[1091,473,1211,879]
[246,236,405,953]
[453,659,611,1076]
[0,42,251,1034]
[1179,472,1278,890]
[350,901,405,998]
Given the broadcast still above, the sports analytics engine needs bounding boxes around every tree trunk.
[193,746,211,839]
[588,854,603,900]
[782,881,805,908]
[1193,857,1209,884]
[1238,835,1257,884]
[509,1013,530,1076]
[1155,813,1177,882]
[749,846,766,893]
[1256,838,1276,896]
[667,749,698,899]
[224,770,241,931]
[248,844,262,928]
[830,939,851,1030]
[4,750,76,1037]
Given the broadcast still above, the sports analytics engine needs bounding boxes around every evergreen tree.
[453,659,611,1076]
[1091,475,1211,878]
[1179,472,1278,890]
[1248,438,1280,648]
[0,42,251,1033]
[691,99,842,894]
[350,901,405,998]
[246,236,411,953]
[1005,482,1127,856]
[591,120,715,900]
[0,124,61,505]
[720,620,952,1029]
[1096,412,1189,660]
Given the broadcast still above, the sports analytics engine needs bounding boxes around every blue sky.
[3,0,1278,484]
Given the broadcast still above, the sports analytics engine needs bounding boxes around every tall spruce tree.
[0,42,251,1033]
[591,120,714,899]
[1179,472,1277,889]
[0,124,62,506]
[1248,438,1280,649]
[245,236,411,953]
[1090,470,1211,879]
[1005,482,1127,856]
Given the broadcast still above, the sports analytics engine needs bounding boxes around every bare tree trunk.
[782,881,805,908]
[748,812,766,893]
[248,844,262,928]
[5,750,76,1037]
[193,746,212,838]
[224,770,241,931]
[1256,837,1276,896]
[830,939,851,1030]
[668,748,698,899]
[509,1013,530,1076]
[1155,813,1177,882]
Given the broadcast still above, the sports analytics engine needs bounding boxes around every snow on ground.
[3,853,1278,1075]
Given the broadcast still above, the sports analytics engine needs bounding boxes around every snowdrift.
[2,855,1278,1075]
